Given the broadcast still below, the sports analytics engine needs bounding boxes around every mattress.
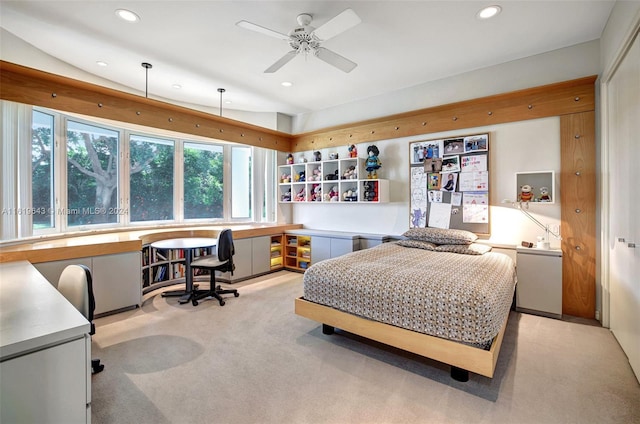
[303,242,516,348]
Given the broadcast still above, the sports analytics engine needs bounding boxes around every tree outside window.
[130,135,174,222]
[183,142,223,219]
[31,110,55,230]
[66,120,120,226]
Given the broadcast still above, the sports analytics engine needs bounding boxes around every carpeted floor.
[91,271,640,424]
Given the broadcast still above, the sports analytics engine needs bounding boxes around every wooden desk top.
[0,223,302,264]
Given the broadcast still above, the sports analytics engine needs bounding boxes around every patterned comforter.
[303,242,516,348]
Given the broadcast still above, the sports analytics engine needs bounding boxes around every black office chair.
[189,229,240,306]
[58,264,104,374]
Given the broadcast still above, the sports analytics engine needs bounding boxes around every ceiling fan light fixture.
[477,5,502,20]
[115,9,140,23]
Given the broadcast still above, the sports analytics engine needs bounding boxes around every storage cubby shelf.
[278,157,389,203]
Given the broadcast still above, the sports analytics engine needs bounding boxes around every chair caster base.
[92,359,104,374]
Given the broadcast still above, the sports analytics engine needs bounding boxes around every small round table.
[150,237,217,304]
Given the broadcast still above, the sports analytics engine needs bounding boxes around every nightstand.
[516,247,563,319]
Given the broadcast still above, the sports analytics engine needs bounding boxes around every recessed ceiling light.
[96,61,108,67]
[172,84,182,89]
[477,5,502,20]
[281,81,293,87]
[115,9,140,23]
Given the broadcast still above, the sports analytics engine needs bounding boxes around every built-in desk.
[0,261,91,423]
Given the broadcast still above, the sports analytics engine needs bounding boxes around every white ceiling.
[0,1,615,117]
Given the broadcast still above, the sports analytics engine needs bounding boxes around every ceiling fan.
[236,8,361,73]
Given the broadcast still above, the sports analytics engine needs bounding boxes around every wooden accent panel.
[560,111,596,318]
[291,76,597,152]
[0,61,293,152]
[295,297,507,378]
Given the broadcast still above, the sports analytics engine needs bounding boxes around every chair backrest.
[217,229,235,274]
[58,264,96,332]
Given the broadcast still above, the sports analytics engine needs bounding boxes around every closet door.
[608,31,639,378]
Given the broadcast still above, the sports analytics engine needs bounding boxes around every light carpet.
[91,271,640,424]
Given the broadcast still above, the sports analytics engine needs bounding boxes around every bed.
[294,227,516,381]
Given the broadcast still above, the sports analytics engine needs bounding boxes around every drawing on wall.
[410,166,427,227]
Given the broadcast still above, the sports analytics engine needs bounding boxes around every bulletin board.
[409,133,490,235]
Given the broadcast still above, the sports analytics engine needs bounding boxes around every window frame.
[3,103,272,241]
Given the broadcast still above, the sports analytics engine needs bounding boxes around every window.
[66,120,119,226]
[31,110,55,230]
[232,146,252,218]
[183,142,223,220]
[129,134,175,222]
[2,102,276,241]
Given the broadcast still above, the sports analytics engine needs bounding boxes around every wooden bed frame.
[295,297,509,381]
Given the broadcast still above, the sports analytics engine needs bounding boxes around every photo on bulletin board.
[409,133,490,235]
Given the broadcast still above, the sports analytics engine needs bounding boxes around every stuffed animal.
[539,186,551,202]
[329,152,339,160]
[294,187,305,202]
[348,144,358,158]
[329,186,339,201]
[286,153,293,164]
[342,165,357,180]
[363,181,378,201]
[280,173,291,183]
[311,184,322,201]
[365,145,382,178]
[325,170,339,180]
[313,151,322,162]
[519,184,534,202]
[281,188,291,202]
[310,166,322,181]
[297,171,305,182]
[343,189,358,202]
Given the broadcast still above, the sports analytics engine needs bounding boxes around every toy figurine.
[348,144,358,158]
[365,145,382,179]
[313,151,322,162]
[519,184,534,202]
[286,153,293,164]
[539,186,551,202]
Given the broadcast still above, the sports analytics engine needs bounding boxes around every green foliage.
[184,146,224,219]
[130,140,175,221]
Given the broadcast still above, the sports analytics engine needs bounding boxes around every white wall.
[289,117,562,247]
[292,41,600,133]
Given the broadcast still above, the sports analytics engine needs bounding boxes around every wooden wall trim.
[291,76,597,152]
[0,61,294,152]
[1,60,596,155]
[560,111,597,318]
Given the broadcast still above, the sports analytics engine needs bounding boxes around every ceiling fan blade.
[236,20,290,40]
[312,8,361,41]
[314,47,357,73]
[265,50,298,73]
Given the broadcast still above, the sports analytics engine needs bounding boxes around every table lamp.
[502,199,561,249]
